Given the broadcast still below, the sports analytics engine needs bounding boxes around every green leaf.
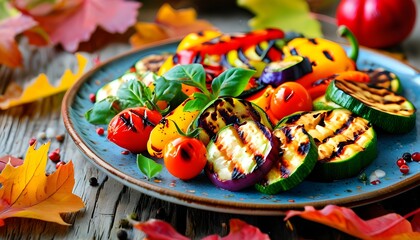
[237,0,322,38]
[163,64,207,92]
[117,79,151,106]
[212,68,255,97]
[184,93,211,112]
[154,77,182,102]
[136,154,163,180]
[84,96,120,124]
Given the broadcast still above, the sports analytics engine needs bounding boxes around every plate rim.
[62,40,420,216]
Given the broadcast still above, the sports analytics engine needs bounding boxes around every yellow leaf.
[129,3,217,48]
[156,3,196,27]
[0,142,85,226]
[0,53,87,110]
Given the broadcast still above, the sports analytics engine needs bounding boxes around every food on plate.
[84,27,417,193]
[277,109,378,181]
[255,124,318,194]
[326,79,416,134]
[206,120,279,191]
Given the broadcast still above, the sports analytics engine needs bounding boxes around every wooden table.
[1,2,419,239]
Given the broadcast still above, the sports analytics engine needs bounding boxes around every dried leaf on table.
[17,0,141,52]
[237,0,322,38]
[285,205,420,239]
[0,142,85,226]
[133,218,269,240]
[0,53,88,110]
[0,14,37,68]
[129,3,217,48]
[0,155,23,173]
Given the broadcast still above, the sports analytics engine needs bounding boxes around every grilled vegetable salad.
[85,27,417,193]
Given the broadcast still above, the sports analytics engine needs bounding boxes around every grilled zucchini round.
[278,109,377,181]
[255,124,318,194]
[326,79,416,134]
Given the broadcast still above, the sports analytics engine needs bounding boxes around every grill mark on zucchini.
[334,80,414,116]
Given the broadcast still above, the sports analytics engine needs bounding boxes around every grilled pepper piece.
[278,109,377,181]
[206,120,279,191]
[326,79,416,134]
[256,124,318,194]
[194,97,273,145]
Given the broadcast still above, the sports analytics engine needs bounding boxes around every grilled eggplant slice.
[278,109,377,181]
[256,124,318,194]
[206,120,279,191]
[326,79,416,134]
[194,97,273,145]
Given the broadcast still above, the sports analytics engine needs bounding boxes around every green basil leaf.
[85,96,120,124]
[183,92,211,112]
[211,68,255,97]
[154,77,182,102]
[163,64,207,91]
[117,79,151,106]
[136,154,163,180]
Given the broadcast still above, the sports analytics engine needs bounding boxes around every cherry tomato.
[270,82,312,120]
[336,0,417,48]
[107,107,162,153]
[163,136,207,180]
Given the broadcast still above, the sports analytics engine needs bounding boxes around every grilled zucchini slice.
[206,120,279,191]
[256,124,318,194]
[278,109,377,181]
[326,79,416,133]
[363,68,403,94]
[194,97,273,145]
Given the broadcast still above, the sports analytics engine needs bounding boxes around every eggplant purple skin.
[259,57,312,87]
[204,123,280,192]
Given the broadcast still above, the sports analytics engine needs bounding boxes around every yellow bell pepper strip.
[147,98,200,158]
[283,26,359,99]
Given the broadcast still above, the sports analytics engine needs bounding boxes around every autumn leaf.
[0,142,85,226]
[0,155,23,172]
[237,0,322,38]
[129,3,216,48]
[133,218,269,240]
[0,53,88,110]
[285,205,420,240]
[18,0,141,52]
[0,14,37,68]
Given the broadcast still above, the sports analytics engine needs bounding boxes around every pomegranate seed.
[55,161,65,169]
[370,179,381,185]
[121,150,130,155]
[89,93,96,103]
[29,138,36,146]
[48,151,61,162]
[96,127,105,135]
[399,164,410,175]
[412,152,420,162]
[396,158,406,167]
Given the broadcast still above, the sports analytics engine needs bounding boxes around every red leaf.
[202,219,270,240]
[411,212,420,232]
[31,0,141,52]
[133,219,189,240]
[0,155,23,172]
[0,14,37,67]
[285,205,417,239]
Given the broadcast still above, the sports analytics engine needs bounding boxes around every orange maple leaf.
[0,142,85,226]
[0,53,87,110]
[129,3,217,48]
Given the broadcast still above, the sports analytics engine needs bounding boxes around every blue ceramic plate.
[62,40,420,215]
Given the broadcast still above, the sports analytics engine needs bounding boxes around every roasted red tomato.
[163,136,207,180]
[336,0,417,48]
[269,82,312,121]
[107,107,162,153]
